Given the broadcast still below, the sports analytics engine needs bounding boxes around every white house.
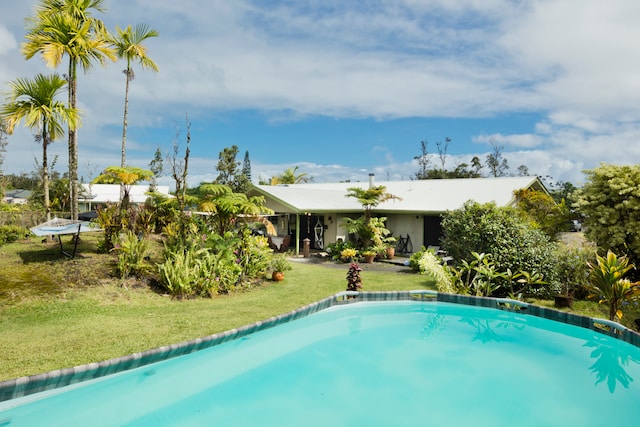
[250,175,548,254]
[3,189,31,205]
[79,184,172,212]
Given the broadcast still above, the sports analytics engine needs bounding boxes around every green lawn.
[0,240,433,381]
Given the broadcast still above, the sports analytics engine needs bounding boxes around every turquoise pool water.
[1,301,640,426]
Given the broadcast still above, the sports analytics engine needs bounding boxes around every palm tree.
[1,73,79,221]
[22,0,116,221]
[111,24,159,168]
[271,166,310,185]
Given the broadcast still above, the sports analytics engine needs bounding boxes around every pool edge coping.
[1,290,639,402]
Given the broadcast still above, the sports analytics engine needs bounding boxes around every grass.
[1,234,639,382]
[0,236,433,381]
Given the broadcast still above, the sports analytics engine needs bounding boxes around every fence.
[0,211,69,229]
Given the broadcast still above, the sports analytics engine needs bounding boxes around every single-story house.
[3,189,32,204]
[249,175,548,255]
[79,184,172,212]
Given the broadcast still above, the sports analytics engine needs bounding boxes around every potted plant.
[340,248,358,263]
[361,249,376,263]
[270,254,292,281]
[384,236,397,259]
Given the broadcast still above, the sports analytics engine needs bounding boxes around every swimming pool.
[1,297,640,426]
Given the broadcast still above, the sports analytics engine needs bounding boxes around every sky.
[1,0,640,188]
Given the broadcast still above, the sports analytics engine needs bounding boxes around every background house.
[250,175,547,255]
[79,184,172,212]
[2,189,32,205]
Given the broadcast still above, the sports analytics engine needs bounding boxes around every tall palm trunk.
[119,65,132,202]
[42,124,51,223]
[121,64,131,168]
[68,57,78,221]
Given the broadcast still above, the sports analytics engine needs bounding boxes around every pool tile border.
[1,290,639,402]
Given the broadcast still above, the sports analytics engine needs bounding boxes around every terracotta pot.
[386,247,395,259]
[363,254,375,263]
[272,271,285,281]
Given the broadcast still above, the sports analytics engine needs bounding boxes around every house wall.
[327,212,424,253]
[385,214,424,252]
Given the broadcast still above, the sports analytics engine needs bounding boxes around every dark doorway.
[297,215,325,250]
[423,215,443,247]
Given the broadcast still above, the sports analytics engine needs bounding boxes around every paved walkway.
[289,254,412,273]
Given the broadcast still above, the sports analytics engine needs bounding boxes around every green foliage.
[326,239,357,261]
[0,224,28,245]
[270,166,310,185]
[157,246,198,298]
[340,248,358,263]
[234,229,272,279]
[197,183,273,235]
[157,225,274,298]
[270,254,292,273]
[409,248,455,293]
[586,250,640,321]
[574,164,640,270]
[113,231,149,280]
[345,185,401,221]
[441,201,559,296]
[214,145,251,193]
[514,188,573,238]
[443,252,548,298]
[340,215,393,250]
[555,245,594,298]
[95,204,127,252]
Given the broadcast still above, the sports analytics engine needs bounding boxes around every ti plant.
[587,251,640,321]
[346,263,363,292]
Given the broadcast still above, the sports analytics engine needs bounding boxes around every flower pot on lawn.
[272,271,285,281]
[554,294,573,308]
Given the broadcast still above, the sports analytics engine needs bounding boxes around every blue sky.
[2,0,640,187]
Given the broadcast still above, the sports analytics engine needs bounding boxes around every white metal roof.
[80,184,172,204]
[253,176,544,214]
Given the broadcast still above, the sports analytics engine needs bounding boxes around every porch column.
[295,213,300,256]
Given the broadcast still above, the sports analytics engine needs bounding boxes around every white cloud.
[0,25,17,56]
[473,133,544,149]
[2,0,640,187]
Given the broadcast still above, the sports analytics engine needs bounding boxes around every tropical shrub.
[574,164,640,273]
[513,188,573,238]
[233,229,272,280]
[157,224,275,298]
[95,204,126,252]
[158,246,199,298]
[113,230,149,279]
[0,224,28,245]
[341,215,393,250]
[409,249,455,293]
[554,245,594,298]
[326,239,357,261]
[586,250,640,321]
[441,201,560,296]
